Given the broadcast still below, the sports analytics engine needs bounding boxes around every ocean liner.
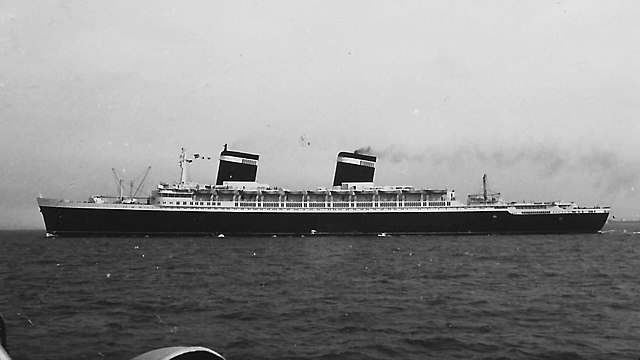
[37,146,610,236]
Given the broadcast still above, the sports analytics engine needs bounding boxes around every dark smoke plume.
[355,145,425,162]
[358,144,639,193]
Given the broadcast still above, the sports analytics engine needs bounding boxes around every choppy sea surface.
[1,223,639,360]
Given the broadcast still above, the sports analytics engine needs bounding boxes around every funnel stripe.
[337,156,375,168]
[220,155,259,166]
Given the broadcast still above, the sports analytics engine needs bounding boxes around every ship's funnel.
[332,151,377,186]
[215,145,260,185]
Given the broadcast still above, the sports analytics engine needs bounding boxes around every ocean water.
[1,224,639,360]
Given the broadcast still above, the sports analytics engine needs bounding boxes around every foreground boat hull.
[38,200,609,237]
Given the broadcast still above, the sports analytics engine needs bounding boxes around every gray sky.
[1,1,639,229]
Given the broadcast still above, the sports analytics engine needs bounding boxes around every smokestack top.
[216,146,259,185]
[333,151,376,186]
[220,149,260,161]
[337,151,377,163]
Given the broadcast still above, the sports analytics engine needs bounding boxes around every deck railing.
[155,199,453,209]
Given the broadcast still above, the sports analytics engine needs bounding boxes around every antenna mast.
[483,174,488,201]
[179,148,189,186]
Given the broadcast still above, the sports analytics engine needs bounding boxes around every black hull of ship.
[39,205,609,237]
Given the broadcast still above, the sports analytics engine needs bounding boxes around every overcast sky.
[1,1,639,229]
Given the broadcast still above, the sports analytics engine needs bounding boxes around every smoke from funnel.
[355,145,425,163]
[358,144,638,193]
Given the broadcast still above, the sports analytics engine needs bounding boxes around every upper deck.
[144,184,608,216]
[151,183,458,209]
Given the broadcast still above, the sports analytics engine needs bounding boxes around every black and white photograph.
[1,1,638,359]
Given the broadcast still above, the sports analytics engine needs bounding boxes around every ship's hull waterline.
[38,200,609,237]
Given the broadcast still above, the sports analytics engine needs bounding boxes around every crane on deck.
[111,166,152,202]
